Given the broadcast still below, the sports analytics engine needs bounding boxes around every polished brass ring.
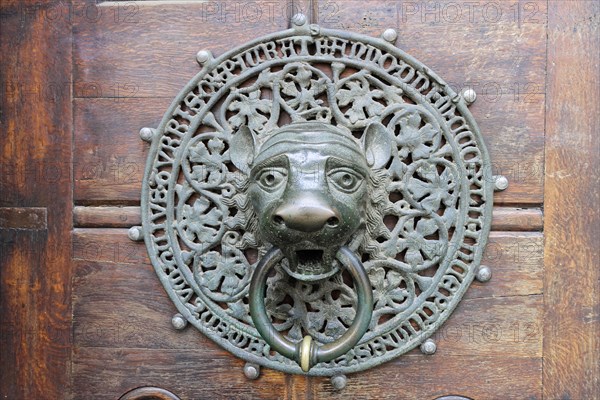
[249,246,373,372]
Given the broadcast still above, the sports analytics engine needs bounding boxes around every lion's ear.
[229,125,257,174]
[362,122,393,169]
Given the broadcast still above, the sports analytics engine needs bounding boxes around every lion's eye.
[255,168,287,190]
[328,168,364,192]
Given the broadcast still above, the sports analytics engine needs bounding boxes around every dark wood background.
[1,0,598,399]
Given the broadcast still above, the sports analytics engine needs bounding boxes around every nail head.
[243,363,260,380]
[382,28,398,43]
[171,314,188,330]
[420,339,437,355]
[127,226,143,242]
[476,265,492,283]
[331,374,347,390]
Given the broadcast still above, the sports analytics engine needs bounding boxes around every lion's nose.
[273,197,340,233]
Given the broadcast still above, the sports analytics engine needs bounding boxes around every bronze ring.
[249,246,373,372]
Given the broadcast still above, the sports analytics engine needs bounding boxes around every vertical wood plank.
[543,1,600,398]
[0,0,73,398]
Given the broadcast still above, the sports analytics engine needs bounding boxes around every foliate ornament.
[139,15,494,377]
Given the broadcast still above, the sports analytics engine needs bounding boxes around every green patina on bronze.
[139,15,494,376]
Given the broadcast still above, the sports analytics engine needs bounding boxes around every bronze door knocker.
[132,13,506,388]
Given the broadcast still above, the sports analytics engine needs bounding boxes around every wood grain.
[308,355,541,400]
[470,231,543,299]
[72,229,150,266]
[73,347,289,400]
[490,207,543,231]
[72,97,167,204]
[73,205,543,231]
[73,206,143,228]
[0,207,47,229]
[543,1,600,398]
[0,0,73,398]
[73,1,546,98]
[73,1,291,98]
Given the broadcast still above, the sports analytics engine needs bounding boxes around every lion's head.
[230,122,393,281]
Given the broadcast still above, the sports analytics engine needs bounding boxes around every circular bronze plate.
[140,20,493,375]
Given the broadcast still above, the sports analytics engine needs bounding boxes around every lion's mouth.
[281,246,339,282]
[295,249,324,267]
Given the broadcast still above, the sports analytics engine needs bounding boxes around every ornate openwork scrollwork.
[138,15,494,377]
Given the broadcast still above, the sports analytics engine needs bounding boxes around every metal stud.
[196,50,213,66]
[462,88,477,105]
[382,28,398,43]
[127,226,143,242]
[493,175,509,191]
[139,127,155,143]
[171,313,188,330]
[420,339,437,355]
[291,13,307,27]
[243,363,260,380]
[475,265,492,283]
[331,374,347,390]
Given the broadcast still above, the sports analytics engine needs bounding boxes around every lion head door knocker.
[132,13,507,388]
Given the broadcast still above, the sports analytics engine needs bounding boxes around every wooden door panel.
[73,98,162,203]
[73,2,292,99]
[543,2,600,398]
[69,1,548,398]
[307,355,542,399]
[2,0,598,399]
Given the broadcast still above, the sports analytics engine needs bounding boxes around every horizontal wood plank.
[470,231,543,299]
[73,1,291,98]
[309,355,541,400]
[72,228,150,266]
[73,205,543,231]
[491,207,543,231]
[73,98,165,203]
[74,206,142,228]
[73,1,546,98]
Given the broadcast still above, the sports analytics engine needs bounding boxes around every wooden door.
[1,1,598,399]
